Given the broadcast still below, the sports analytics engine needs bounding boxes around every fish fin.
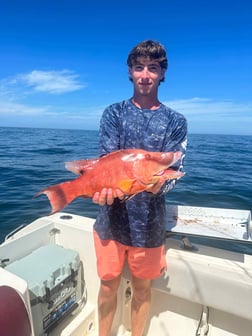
[65,159,99,175]
[34,181,78,214]
[118,179,135,193]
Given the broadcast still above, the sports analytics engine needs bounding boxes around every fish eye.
[145,154,151,160]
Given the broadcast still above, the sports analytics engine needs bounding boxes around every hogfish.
[36,149,184,214]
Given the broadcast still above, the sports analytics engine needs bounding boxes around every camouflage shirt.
[94,99,187,247]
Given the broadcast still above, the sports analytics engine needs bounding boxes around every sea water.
[1,127,251,253]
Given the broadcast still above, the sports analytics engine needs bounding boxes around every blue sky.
[0,0,251,135]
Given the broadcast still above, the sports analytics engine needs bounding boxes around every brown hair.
[127,40,168,70]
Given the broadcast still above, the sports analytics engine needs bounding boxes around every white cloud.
[1,96,251,122]
[1,69,85,95]
[164,97,252,120]
[162,97,252,135]
[0,88,251,134]
[18,70,85,94]
[0,101,56,116]
[0,100,103,120]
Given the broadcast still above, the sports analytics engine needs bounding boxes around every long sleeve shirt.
[94,99,187,247]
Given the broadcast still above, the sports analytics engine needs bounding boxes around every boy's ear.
[128,67,133,79]
[160,68,166,80]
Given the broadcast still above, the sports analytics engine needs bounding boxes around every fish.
[36,149,184,214]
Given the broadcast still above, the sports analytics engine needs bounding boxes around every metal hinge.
[196,306,209,335]
[49,228,61,236]
[181,236,198,252]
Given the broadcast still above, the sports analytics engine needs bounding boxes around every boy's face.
[129,57,166,96]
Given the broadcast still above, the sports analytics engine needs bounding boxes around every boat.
[0,205,252,336]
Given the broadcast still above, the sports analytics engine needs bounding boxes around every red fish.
[36,149,184,214]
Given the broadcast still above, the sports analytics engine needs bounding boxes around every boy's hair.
[127,40,168,70]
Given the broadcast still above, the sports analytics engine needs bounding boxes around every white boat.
[0,205,252,336]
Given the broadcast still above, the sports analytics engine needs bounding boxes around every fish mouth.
[154,168,185,179]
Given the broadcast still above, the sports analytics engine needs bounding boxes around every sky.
[0,0,251,135]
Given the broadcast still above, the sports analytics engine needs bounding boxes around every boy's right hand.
[92,188,124,206]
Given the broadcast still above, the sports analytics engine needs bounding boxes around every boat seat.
[0,285,32,336]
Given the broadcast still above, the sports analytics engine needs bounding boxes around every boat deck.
[1,207,252,336]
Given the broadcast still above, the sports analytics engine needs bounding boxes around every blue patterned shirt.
[94,99,187,247]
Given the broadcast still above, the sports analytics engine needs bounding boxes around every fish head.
[133,151,183,185]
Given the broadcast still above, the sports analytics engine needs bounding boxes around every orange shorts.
[93,230,167,281]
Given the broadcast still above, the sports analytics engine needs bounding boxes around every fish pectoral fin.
[118,179,135,193]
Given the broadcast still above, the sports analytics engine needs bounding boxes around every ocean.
[1,127,251,253]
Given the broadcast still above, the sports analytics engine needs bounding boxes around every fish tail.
[35,181,78,214]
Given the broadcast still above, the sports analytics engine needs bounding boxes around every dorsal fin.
[65,158,99,175]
